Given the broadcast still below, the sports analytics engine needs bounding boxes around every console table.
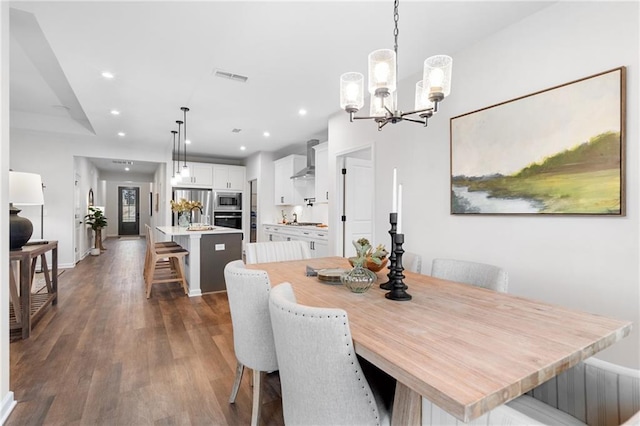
[9,241,58,339]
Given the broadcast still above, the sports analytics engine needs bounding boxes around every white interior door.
[343,156,373,257]
[74,173,82,263]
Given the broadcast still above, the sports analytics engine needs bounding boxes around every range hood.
[290,139,319,179]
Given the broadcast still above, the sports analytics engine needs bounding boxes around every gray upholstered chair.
[422,357,640,426]
[431,258,508,293]
[404,251,423,274]
[244,240,311,264]
[223,260,278,426]
[269,282,391,426]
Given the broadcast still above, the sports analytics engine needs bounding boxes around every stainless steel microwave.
[215,191,242,210]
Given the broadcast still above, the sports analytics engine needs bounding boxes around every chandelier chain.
[393,0,399,55]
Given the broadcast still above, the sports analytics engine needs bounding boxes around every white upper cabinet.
[313,142,329,203]
[175,162,213,187]
[213,165,246,191]
[274,155,306,206]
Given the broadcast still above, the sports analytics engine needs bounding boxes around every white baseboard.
[0,391,16,425]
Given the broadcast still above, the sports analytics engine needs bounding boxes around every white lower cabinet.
[261,225,328,258]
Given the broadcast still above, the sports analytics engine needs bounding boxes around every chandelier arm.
[401,107,435,117]
[351,114,386,121]
[402,117,428,125]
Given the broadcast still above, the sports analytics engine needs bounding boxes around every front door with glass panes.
[118,186,139,235]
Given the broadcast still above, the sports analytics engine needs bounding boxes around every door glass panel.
[122,188,137,222]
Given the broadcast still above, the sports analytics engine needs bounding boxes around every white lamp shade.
[368,49,396,95]
[9,171,44,205]
[414,80,434,111]
[370,90,397,117]
[181,164,190,178]
[340,72,364,111]
[423,55,452,98]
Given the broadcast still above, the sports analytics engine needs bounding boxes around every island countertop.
[156,225,243,236]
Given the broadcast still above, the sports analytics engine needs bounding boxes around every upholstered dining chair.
[223,260,278,426]
[244,240,311,264]
[431,258,508,293]
[269,282,391,426]
[422,357,640,426]
[404,251,423,274]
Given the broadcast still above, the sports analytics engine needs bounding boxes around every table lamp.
[9,171,44,250]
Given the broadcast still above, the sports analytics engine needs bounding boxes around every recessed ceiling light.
[298,109,307,116]
[110,109,120,115]
[117,132,125,137]
[101,71,115,79]
[185,139,191,145]
[240,146,246,151]
[124,167,130,171]
[263,131,270,137]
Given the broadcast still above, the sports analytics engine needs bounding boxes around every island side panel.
[200,233,243,293]
[172,234,203,297]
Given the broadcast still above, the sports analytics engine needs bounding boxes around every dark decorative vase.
[9,206,33,251]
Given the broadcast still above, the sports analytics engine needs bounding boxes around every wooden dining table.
[248,256,632,424]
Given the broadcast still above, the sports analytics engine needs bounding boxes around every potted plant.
[171,198,203,227]
[342,238,387,293]
[84,206,108,255]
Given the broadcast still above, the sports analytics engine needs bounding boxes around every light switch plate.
[215,243,225,251]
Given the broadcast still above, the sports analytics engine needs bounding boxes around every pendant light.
[176,120,183,182]
[170,130,178,186]
[339,0,452,130]
[180,107,190,178]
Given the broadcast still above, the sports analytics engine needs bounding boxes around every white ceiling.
[9,1,554,175]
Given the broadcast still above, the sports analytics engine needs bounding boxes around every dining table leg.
[391,382,422,426]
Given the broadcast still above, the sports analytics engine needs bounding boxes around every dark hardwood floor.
[8,237,283,425]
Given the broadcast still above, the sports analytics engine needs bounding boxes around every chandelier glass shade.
[339,0,452,130]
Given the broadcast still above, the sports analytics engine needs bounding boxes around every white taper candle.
[392,168,397,213]
[397,184,403,233]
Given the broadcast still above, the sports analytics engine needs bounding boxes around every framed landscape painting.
[450,67,625,216]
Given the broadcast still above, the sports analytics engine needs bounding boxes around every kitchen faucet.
[292,212,298,223]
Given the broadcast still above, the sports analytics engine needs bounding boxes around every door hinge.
[341,168,347,175]
[341,215,346,222]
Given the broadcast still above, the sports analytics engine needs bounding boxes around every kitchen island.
[156,226,243,296]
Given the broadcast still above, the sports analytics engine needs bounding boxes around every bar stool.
[143,225,181,279]
[144,225,189,298]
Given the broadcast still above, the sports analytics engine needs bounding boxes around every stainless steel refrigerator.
[172,188,213,225]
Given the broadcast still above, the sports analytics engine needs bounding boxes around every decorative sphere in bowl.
[349,257,388,272]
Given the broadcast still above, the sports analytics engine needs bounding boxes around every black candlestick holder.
[385,233,412,301]
[380,213,397,290]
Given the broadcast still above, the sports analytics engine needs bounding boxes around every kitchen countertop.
[264,223,329,231]
[157,225,243,236]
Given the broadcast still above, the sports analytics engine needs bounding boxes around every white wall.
[10,129,170,267]
[328,1,639,368]
[0,1,16,422]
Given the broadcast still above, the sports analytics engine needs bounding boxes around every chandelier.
[339,0,452,130]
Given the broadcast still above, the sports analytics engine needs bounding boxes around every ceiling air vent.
[232,128,242,133]
[112,160,134,165]
[213,69,249,83]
